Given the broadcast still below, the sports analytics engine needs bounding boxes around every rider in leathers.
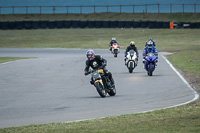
[143,40,158,68]
[124,41,139,65]
[109,37,119,51]
[84,49,114,85]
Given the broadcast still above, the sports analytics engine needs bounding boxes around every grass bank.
[1,13,200,22]
[0,28,199,132]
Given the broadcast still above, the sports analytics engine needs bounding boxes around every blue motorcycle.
[144,53,157,76]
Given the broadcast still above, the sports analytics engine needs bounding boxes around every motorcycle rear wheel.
[108,84,116,96]
[114,49,118,57]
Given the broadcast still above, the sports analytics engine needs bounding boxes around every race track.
[0,48,198,128]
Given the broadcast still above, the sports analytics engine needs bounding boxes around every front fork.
[145,62,155,72]
[94,79,104,89]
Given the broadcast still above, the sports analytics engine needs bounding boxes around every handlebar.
[84,64,106,76]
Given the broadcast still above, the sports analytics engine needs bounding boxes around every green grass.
[0,28,200,132]
[0,28,200,50]
[168,50,200,75]
[0,101,199,133]
[1,13,200,22]
[0,57,33,63]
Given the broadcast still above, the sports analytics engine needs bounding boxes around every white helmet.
[112,37,116,41]
[147,41,153,48]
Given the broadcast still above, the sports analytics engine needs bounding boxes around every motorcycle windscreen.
[129,50,135,56]
[92,70,101,79]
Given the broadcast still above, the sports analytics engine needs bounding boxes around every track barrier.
[170,21,174,29]
[0,20,199,30]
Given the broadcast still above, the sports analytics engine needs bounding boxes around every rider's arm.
[153,41,156,46]
[84,60,90,75]
[101,56,107,65]
[153,47,158,58]
[124,46,129,57]
[135,47,139,57]
[109,41,112,47]
[143,47,147,58]
[98,55,107,67]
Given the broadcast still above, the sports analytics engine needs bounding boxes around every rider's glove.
[84,72,88,76]
[142,59,145,64]
[84,71,90,76]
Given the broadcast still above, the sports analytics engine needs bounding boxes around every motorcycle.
[111,43,120,57]
[85,67,116,98]
[125,50,138,73]
[144,52,157,76]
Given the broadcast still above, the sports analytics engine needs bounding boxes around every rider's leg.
[103,68,115,85]
[110,47,112,51]
[143,57,146,69]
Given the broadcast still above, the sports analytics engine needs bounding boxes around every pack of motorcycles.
[87,43,157,98]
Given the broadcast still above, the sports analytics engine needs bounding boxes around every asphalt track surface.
[0,48,199,128]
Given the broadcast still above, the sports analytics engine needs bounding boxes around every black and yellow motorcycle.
[86,68,116,98]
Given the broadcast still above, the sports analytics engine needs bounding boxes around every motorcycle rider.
[109,37,119,51]
[124,41,139,65]
[145,38,156,47]
[143,40,158,67]
[84,49,115,85]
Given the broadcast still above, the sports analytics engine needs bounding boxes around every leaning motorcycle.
[125,50,138,73]
[144,52,157,76]
[111,43,120,57]
[85,67,116,98]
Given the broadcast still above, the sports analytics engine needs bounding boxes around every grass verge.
[0,101,199,133]
[0,57,33,64]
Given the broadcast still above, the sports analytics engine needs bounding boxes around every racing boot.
[135,58,138,66]
[124,58,127,65]
[90,78,94,85]
[90,80,94,85]
[143,58,145,69]
[109,75,115,86]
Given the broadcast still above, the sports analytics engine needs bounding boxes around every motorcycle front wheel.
[95,82,107,98]
[148,63,153,76]
[114,49,118,57]
[128,62,134,73]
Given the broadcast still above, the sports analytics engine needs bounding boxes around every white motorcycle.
[125,50,138,73]
[111,43,120,57]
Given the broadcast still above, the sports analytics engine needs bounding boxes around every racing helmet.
[86,49,95,60]
[147,40,153,48]
[112,37,116,41]
[130,41,135,47]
